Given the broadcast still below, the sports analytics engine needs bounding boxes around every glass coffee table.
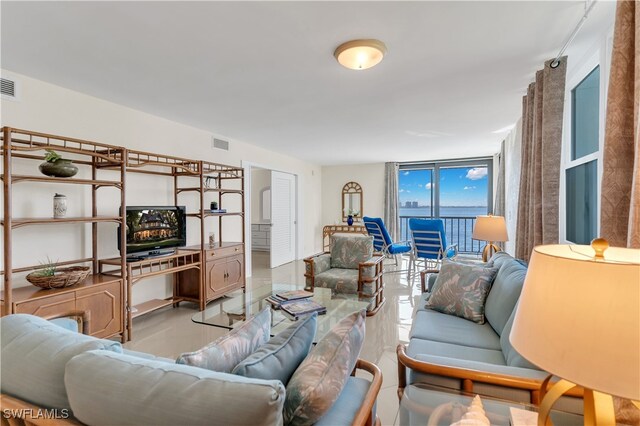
[399,383,583,425]
[191,283,370,343]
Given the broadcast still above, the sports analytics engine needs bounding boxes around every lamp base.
[481,242,501,262]
[538,377,615,426]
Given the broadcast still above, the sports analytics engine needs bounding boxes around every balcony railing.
[399,215,483,254]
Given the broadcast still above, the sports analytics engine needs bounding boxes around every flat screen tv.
[120,206,186,256]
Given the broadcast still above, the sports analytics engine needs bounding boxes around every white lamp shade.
[510,244,640,400]
[472,215,508,242]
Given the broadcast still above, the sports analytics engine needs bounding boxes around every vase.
[347,215,354,226]
[39,159,78,178]
[53,193,67,218]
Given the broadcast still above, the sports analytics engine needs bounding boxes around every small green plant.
[44,149,62,163]
[34,257,58,277]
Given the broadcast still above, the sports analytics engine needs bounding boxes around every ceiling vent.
[1,78,18,100]
[212,138,229,151]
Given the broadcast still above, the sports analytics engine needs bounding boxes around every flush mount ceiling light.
[334,39,387,70]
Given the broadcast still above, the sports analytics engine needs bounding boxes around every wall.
[1,70,322,304]
[321,163,385,226]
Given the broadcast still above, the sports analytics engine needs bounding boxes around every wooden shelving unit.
[99,249,201,340]
[1,127,127,342]
[1,127,246,342]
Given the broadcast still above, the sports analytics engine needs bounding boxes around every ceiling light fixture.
[334,39,387,70]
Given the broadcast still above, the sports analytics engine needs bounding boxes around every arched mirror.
[342,181,363,222]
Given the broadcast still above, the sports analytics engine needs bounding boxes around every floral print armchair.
[304,234,385,316]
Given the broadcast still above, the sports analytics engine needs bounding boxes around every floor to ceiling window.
[398,158,493,253]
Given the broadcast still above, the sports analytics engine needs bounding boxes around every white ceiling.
[1,1,615,165]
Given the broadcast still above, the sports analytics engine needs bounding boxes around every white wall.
[1,70,322,304]
[321,163,385,226]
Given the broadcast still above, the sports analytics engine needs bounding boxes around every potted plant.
[26,257,90,289]
[39,149,78,178]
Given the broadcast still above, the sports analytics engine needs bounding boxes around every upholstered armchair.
[304,234,385,316]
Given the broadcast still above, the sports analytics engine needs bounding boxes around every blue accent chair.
[408,218,458,276]
[362,217,412,267]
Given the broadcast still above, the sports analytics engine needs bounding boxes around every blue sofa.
[1,314,381,426]
[397,252,582,414]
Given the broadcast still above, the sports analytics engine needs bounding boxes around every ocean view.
[398,206,488,253]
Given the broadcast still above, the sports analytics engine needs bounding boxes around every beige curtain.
[516,58,567,261]
[601,0,640,248]
[384,162,400,241]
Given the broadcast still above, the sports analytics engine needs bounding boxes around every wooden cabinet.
[176,243,244,306]
[6,276,124,340]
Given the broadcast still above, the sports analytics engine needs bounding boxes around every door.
[270,171,296,268]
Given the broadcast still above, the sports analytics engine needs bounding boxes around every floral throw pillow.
[426,261,498,324]
[283,310,366,426]
[176,307,271,373]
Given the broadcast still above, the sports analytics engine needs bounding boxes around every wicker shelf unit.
[1,127,127,342]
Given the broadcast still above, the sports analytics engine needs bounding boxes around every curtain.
[516,57,567,261]
[600,0,640,248]
[494,141,506,249]
[384,162,400,241]
[494,140,506,217]
[504,119,522,256]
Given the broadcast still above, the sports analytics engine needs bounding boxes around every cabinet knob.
[234,248,239,251]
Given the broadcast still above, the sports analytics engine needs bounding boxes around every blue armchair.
[408,218,457,276]
[362,217,412,267]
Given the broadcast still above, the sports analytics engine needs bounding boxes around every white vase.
[53,193,67,218]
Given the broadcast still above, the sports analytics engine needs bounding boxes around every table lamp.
[472,215,508,261]
[510,239,640,425]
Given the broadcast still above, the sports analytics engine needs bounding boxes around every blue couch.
[397,252,582,414]
[1,314,381,426]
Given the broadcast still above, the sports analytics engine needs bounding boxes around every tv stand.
[100,249,201,341]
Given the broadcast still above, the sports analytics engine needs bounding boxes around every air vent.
[212,138,229,151]
[1,78,16,99]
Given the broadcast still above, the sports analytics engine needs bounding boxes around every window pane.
[571,66,600,160]
[566,160,597,244]
[438,167,488,217]
[439,166,488,253]
[398,169,432,240]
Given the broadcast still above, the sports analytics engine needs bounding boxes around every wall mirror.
[342,181,363,222]
[261,187,271,222]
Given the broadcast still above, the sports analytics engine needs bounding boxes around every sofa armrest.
[304,252,331,290]
[419,269,440,293]
[396,344,583,405]
[351,359,383,426]
[1,393,82,425]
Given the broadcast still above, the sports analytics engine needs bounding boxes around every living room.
[1,1,639,426]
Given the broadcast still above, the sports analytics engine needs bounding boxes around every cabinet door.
[75,281,123,339]
[206,259,228,299]
[14,293,75,318]
[225,255,244,289]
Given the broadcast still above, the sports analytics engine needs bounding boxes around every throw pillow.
[426,261,498,324]
[330,235,373,269]
[283,310,366,426]
[428,259,494,295]
[232,312,317,385]
[176,307,271,373]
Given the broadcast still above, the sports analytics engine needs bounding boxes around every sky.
[398,167,488,207]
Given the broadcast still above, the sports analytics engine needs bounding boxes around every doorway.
[245,164,298,276]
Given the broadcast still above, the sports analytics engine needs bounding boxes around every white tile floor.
[124,252,423,425]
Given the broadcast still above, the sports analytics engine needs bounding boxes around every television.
[120,206,186,257]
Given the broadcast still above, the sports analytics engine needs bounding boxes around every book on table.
[281,299,326,320]
[275,290,314,301]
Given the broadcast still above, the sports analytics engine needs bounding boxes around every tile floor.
[124,252,423,425]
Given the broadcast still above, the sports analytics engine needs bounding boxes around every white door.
[270,171,296,268]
